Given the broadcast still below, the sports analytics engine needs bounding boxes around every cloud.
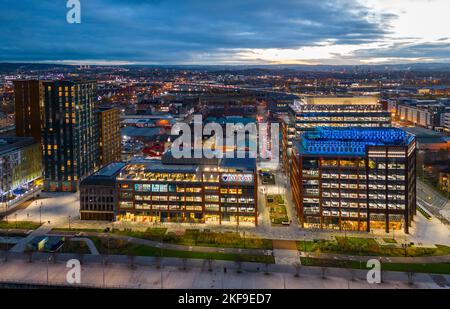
[0,0,447,64]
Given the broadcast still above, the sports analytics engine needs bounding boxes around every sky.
[1,0,449,65]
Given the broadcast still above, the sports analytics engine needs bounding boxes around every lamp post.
[46,254,52,285]
[39,202,42,225]
[68,216,71,230]
[14,214,17,229]
[160,233,164,289]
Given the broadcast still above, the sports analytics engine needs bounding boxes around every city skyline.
[1,0,450,66]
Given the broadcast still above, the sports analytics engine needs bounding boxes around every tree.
[348,268,356,282]
[235,256,243,274]
[51,252,57,264]
[293,262,301,278]
[77,252,84,265]
[207,258,213,272]
[181,258,188,271]
[264,262,270,275]
[321,267,327,279]
[155,256,161,269]
[407,271,415,286]
[25,248,34,263]
[128,255,136,269]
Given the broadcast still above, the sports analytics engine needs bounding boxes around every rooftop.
[0,137,37,156]
[81,162,126,186]
[297,127,415,156]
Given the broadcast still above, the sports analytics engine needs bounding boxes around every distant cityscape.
[0,62,449,289]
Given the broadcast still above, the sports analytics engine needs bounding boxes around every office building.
[80,157,258,225]
[0,137,42,210]
[98,107,121,166]
[42,80,98,192]
[80,162,125,221]
[392,98,450,129]
[283,96,392,176]
[13,80,44,143]
[290,127,416,233]
[290,96,391,134]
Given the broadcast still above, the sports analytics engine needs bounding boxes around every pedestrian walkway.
[71,237,99,255]
[272,240,299,265]
[300,251,450,264]
[9,223,53,253]
[0,253,447,289]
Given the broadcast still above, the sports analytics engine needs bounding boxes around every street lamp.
[39,202,43,225]
[160,233,164,289]
[68,216,71,230]
[46,254,52,285]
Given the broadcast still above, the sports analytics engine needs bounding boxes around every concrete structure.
[290,127,416,233]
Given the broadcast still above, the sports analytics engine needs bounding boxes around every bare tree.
[103,254,109,266]
[24,248,34,263]
[51,252,57,264]
[234,255,243,274]
[77,252,84,265]
[407,271,415,286]
[264,262,270,275]
[348,268,356,281]
[128,254,136,269]
[155,256,161,269]
[321,267,327,279]
[381,269,386,284]
[207,258,213,272]
[181,258,188,271]
[293,262,301,278]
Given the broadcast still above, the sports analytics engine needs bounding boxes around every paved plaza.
[0,254,448,289]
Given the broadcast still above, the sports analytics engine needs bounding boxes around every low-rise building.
[0,137,42,210]
[80,157,258,226]
[80,162,125,221]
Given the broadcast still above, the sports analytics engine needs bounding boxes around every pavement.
[0,252,448,289]
[9,223,54,253]
[10,191,80,224]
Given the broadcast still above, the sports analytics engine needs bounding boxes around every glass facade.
[42,81,98,192]
[115,163,257,226]
[291,127,416,233]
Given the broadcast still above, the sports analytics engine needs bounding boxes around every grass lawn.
[300,257,450,275]
[113,228,273,250]
[297,237,450,257]
[0,221,41,230]
[383,238,397,244]
[52,227,107,233]
[59,241,91,254]
[91,236,274,263]
[267,195,289,225]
